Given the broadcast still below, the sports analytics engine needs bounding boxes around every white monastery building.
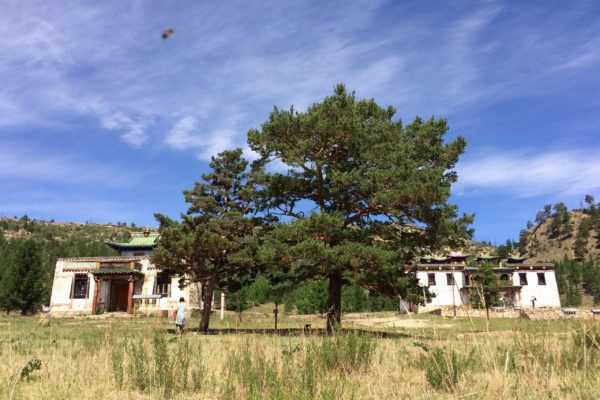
[409,252,561,311]
[49,231,560,316]
[49,231,201,315]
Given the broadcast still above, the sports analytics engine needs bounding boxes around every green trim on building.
[106,233,159,249]
[90,269,145,276]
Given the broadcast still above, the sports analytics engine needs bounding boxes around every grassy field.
[1,309,600,399]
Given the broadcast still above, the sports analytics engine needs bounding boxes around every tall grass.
[2,315,600,399]
[223,332,372,400]
[114,330,194,398]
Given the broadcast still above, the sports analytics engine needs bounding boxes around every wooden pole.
[92,277,99,315]
[220,292,225,320]
[127,279,134,313]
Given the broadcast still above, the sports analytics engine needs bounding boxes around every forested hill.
[516,196,600,262]
[0,216,137,309]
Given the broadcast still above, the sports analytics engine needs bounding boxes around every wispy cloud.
[2,1,599,159]
[0,146,137,188]
[456,150,600,198]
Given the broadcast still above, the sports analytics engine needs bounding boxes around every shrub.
[19,357,42,381]
[424,347,476,391]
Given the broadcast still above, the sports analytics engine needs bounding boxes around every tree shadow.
[173,326,423,339]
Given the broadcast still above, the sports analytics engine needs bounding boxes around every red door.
[110,281,129,312]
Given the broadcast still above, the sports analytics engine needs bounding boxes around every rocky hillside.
[519,199,600,262]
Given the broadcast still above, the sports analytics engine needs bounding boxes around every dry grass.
[1,312,600,399]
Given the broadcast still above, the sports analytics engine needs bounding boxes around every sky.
[1,0,599,244]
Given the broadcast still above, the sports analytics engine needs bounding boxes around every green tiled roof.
[106,233,159,249]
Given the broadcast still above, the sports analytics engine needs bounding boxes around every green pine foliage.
[249,84,472,332]
[468,262,500,320]
[554,257,600,306]
[281,282,398,314]
[573,217,591,261]
[152,149,262,332]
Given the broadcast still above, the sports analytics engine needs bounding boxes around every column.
[127,278,134,313]
[92,277,99,315]
[220,292,225,320]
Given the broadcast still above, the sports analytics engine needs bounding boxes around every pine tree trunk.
[326,270,342,335]
[199,278,216,333]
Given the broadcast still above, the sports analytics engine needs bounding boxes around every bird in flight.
[162,28,175,39]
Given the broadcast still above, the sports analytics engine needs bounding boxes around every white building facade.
[412,253,561,311]
[49,231,201,315]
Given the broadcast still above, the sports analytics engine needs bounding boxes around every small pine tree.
[470,262,499,322]
[573,218,590,261]
[15,240,44,314]
[517,230,529,255]
[543,204,552,220]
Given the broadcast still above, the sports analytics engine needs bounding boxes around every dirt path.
[350,317,455,329]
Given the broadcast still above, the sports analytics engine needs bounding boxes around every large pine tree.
[249,84,472,333]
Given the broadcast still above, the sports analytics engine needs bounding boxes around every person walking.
[176,297,186,334]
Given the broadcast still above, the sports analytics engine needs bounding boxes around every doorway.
[109,280,129,312]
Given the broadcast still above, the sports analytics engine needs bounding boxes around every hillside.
[521,207,600,262]
[514,198,600,307]
[0,216,137,243]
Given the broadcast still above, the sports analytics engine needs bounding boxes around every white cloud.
[165,116,237,160]
[165,116,200,150]
[1,1,599,161]
[456,150,600,198]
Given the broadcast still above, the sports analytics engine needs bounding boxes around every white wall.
[417,271,464,307]
[416,268,561,309]
[516,270,561,307]
[49,261,96,312]
[49,258,201,314]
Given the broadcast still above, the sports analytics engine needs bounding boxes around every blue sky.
[1,0,599,244]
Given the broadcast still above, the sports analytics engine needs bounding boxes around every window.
[464,274,471,286]
[428,273,436,286]
[154,272,171,297]
[519,273,528,286]
[72,275,89,299]
[446,273,454,286]
[133,252,145,257]
[537,273,546,285]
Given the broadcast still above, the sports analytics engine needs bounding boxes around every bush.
[20,357,42,381]
[424,347,476,391]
